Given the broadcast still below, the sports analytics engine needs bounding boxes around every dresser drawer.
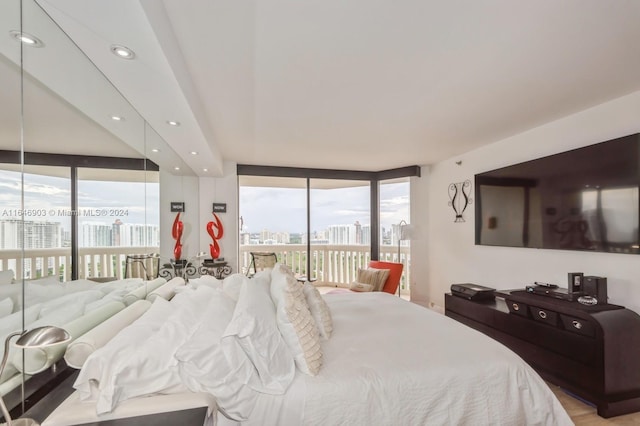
[530,306,559,326]
[506,299,530,318]
[560,314,596,337]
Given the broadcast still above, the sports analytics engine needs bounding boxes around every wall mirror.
[0,0,195,416]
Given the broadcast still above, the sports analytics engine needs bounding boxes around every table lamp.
[0,326,71,426]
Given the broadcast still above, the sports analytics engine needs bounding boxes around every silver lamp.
[0,326,71,426]
[397,220,414,298]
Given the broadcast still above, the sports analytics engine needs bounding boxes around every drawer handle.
[538,310,547,319]
[572,320,582,330]
[512,303,520,311]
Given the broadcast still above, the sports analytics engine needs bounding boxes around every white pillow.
[177,288,258,421]
[0,298,14,318]
[270,264,322,376]
[302,283,333,339]
[356,268,390,292]
[0,270,14,285]
[39,290,104,319]
[222,273,246,302]
[222,274,294,394]
[75,290,214,414]
[349,281,373,292]
[188,275,222,290]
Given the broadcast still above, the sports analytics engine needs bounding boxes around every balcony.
[239,244,411,294]
[0,244,411,294]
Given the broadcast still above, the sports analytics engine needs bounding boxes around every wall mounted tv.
[475,133,640,254]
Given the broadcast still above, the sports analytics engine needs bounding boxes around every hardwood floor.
[548,382,640,425]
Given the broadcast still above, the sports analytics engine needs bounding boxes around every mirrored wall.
[0,0,194,415]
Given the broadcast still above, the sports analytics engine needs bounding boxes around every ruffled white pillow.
[270,264,322,376]
[302,283,333,339]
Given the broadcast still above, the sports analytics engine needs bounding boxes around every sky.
[0,170,159,229]
[239,181,410,234]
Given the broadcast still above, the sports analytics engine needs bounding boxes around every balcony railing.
[239,244,411,294]
[0,244,411,294]
[0,247,159,281]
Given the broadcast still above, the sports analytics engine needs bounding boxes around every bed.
[0,276,178,395]
[42,267,573,426]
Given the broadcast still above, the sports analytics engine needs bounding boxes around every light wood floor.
[548,382,640,425]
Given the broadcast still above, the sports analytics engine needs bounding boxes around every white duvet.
[219,292,573,426]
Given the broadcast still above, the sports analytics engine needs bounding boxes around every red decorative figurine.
[172,212,184,261]
[206,213,224,259]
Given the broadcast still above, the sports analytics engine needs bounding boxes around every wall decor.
[170,202,185,212]
[448,180,472,222]
[172,212,184,260]
[206,213,224,259]
[212,203,227,213]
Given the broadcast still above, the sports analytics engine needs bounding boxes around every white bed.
[42,267,573,426]
[218,292,572,425]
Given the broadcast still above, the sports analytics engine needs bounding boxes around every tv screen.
[475,133,640,254]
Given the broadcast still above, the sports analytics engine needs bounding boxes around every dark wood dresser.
[445,290,640,418]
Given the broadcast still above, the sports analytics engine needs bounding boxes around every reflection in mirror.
[0,0,191,417]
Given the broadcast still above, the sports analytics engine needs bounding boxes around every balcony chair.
[368,261,403,295]
[246,252,278,276]
[328,260,403,295]
[124,253,160,280]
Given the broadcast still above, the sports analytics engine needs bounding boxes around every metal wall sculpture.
[448,180,472,222]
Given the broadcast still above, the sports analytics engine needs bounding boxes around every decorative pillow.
[222,273,294,394]
[349,281,374,292]
[302,283,333,339]
[270,264,322,376]
[356,268,390,292]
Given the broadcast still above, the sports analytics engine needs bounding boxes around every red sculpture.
[172,212,184,261]
[206,213,224,259]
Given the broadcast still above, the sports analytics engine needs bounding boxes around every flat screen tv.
[475,133,640,254]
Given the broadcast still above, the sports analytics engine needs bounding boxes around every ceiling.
[37,0,640,175]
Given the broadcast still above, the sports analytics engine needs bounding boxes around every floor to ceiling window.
[379,177,411,295]
[238,165,419,293]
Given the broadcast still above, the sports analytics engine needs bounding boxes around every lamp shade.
[14,326,70,349]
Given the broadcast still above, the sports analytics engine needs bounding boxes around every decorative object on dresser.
[445,288,640,418]
[171,212,184,261]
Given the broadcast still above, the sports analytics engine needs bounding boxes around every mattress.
[218,292,573,425]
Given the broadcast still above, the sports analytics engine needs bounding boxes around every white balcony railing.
[239,244,411,294]
[0,244,411,294]
[0,247,159,281]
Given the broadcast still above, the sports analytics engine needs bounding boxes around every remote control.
[534,282,558,289]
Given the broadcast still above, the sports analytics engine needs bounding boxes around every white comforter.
[219,292,573,426]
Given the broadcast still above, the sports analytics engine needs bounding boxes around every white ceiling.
[38,0,640,175]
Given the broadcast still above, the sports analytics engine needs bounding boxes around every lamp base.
[2,418,40,426]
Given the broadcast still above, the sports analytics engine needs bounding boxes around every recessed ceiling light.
[190,151,198,155]
[9,30,44,47]
[110,115,124,121]
[151,148,160,153]
[110,44,135,60]
[166,120,180,127]
[174,167,180,171]
[203,168,208,172]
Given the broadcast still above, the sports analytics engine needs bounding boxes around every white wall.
[160,162,239,272]
[159,171,200,262]
[413,90,640,314]
[198,161,239,272]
